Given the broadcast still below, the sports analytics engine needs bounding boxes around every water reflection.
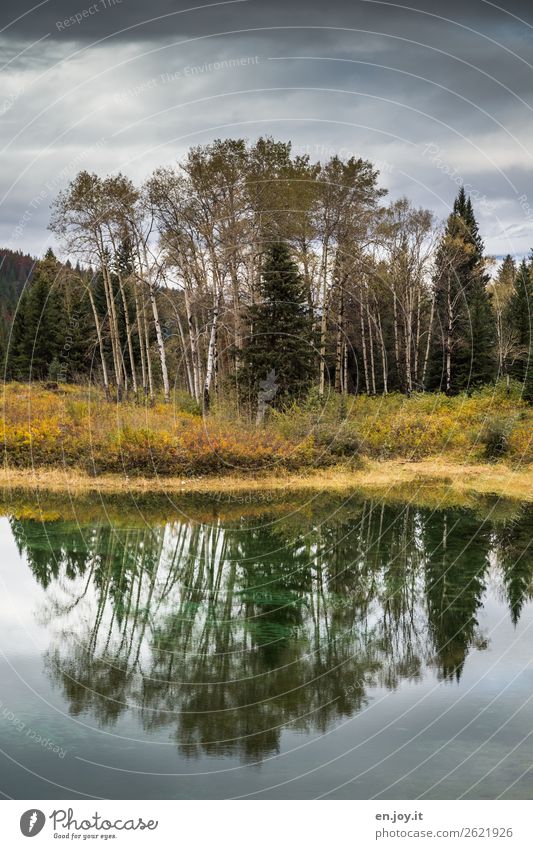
[10,499,533,762]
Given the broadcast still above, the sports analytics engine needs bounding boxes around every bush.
[508,421,533,463]
[314,423,361,460]
[2,381,533,477]
[480,417,511,460]
[172,390,202,416]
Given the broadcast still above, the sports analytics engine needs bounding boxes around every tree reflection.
[491,505,533,625]
[424,511,490,681]
[11,498,533,761]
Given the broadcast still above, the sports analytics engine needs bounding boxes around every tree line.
[5,136,533,407]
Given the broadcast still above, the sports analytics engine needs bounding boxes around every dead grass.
[0,381,531,507]
[0,457,531,506]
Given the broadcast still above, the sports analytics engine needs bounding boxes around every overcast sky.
[1,0,532,259]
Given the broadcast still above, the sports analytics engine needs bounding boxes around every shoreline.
[0,458,531,505]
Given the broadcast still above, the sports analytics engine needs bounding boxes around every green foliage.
[505,259,533,385]
[523,362,533,404]
[48,356,61,381]
[8,250,66,381]
[480,416,511,460]
[240,241,315,407]
[173,390,202,416]
[314,423,362,462]
[429,188,496,393]
[2,143,530,416]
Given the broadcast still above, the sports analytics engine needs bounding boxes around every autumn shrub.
[3,418,64,466]
[1,381,532,476]
[479,417,512,461]
[64,398,90,427]
[507,420,533,464]
[172,390,202,417]
[256,386,533,462]
[313,423,362,461]
[177,420,315,473]
[102,427,182,475]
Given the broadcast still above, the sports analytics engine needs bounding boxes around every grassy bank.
[1,463,531,526]
[1,382,532,496]
[0,458,533,521]
[0,458,531,506]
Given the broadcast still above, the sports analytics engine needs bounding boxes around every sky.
[1,0,533,260]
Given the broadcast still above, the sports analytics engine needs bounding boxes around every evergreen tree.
[492,254,516,381]
[9,249,66,380]
[494,508,533,625]
[114,238,140,365]
[496,254,516,293]
[241,241,315,409]
[524,361,533,402]
[429,188,495,393]
[504,258,533,386]
[460,194,496,387]
[60,266,94,381]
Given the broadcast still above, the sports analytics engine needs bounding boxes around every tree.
[429,188,495,393]
[504,258,533,386]
[378,199,435,394]
[50,172,127,399]
[9,249,65,381]
[241,241,315,411]
[50,171,172,402]
[524,358,533,403]
[491,254,516,382]
[57,265,94,382]
[315,155,385,395]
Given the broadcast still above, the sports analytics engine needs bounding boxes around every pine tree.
[504,259,533,386]
[496,254,516,293]
[60,265,94,381]
[492,254,516,382]
[9,249,65,380]
[241,241,315,409]
[114,238,140,368]
[429,189,495,393]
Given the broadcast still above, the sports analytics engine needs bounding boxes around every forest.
[2,136,532,410]
[1,138,532,481]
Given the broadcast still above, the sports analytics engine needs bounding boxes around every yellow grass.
[0,381,531,509]
[0,458,531,506]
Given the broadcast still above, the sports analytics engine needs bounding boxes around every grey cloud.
[1,0,532,258]
[2,0,533,41]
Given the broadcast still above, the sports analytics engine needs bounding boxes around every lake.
[0,490,532,799]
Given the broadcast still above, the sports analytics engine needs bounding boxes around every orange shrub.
[0,381,531,476]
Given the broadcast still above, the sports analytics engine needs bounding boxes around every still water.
[0,492,532,799]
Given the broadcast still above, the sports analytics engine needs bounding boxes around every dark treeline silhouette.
[12,499,533,761]
[2,138,532,406]
[0,247,37,364]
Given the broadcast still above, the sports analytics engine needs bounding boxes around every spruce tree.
[429,189,495,393]
[496,254,516,293]
[60,265,94,381]
[241,241,314,408]
[492,254,516,381]
[504,259,533,385]
[114,238,139,364]
[9,249,65,381]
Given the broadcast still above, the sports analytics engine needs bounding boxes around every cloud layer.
[2,0,533,258]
